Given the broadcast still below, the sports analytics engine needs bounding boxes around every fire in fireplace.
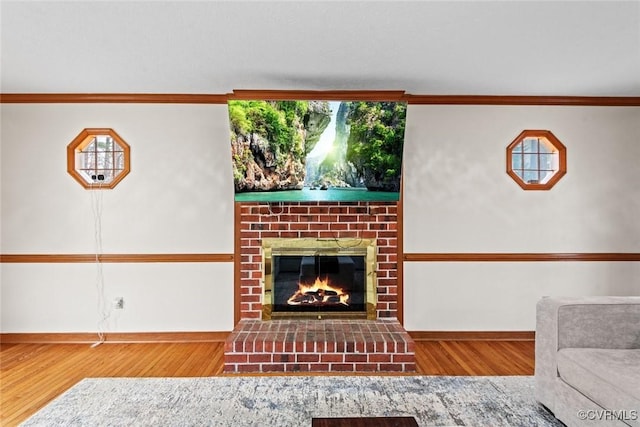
[262,238,377,320]
[287,276,350,307]
[274,254,365,312]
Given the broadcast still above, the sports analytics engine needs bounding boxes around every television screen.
[229,100,406,202]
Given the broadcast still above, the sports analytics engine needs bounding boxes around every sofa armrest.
[534,296,640,413]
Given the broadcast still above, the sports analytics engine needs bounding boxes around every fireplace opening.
[262,238,377,320]
[273,255,366,314]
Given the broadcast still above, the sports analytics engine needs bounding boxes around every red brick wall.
[238,202,399,320]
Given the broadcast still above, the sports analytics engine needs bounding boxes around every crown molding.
[0,93,228,104]
[229,89,406,101]
[2,92,639,106]
[404,94,640,106]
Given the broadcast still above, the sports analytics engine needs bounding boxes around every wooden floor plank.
[0,340,534,426]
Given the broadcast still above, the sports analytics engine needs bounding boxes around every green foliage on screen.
[228,100,307,163]
[346,102,406,186]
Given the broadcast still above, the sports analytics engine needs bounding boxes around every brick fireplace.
[224,201,415,373]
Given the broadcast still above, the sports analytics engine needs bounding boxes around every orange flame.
[287,277,350,306]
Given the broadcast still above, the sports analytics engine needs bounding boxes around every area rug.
[22,376,561,426]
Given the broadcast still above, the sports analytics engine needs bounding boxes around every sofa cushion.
[557,348,640,426]
[557,301,640,350]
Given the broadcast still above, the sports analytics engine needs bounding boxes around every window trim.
[67,128,131,189]
[506,129,566,190]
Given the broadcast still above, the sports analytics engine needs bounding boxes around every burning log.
[287,277,350,306]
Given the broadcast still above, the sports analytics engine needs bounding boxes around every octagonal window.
[507,130,566,190]
[67,128,130,189]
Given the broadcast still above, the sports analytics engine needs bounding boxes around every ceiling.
[2,1,639,96]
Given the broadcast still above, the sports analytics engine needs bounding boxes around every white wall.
[1,263,233,333]
[403,105,640,330]
[404,262,640,331]
[1,104,235,332]
[2,103,639,333]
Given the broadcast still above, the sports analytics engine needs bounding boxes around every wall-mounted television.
[228,99,406,202]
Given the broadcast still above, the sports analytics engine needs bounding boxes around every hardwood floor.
[414,340,534,376]
[0,340,534,426]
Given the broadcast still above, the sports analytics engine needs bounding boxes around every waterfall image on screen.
[228,100,406,202]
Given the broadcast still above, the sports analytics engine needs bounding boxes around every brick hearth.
[227,201,415,373]
[224,319,415,373]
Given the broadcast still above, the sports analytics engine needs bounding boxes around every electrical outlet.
[113,297,124,309]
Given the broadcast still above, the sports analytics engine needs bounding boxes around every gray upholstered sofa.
[535,296,640,427]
